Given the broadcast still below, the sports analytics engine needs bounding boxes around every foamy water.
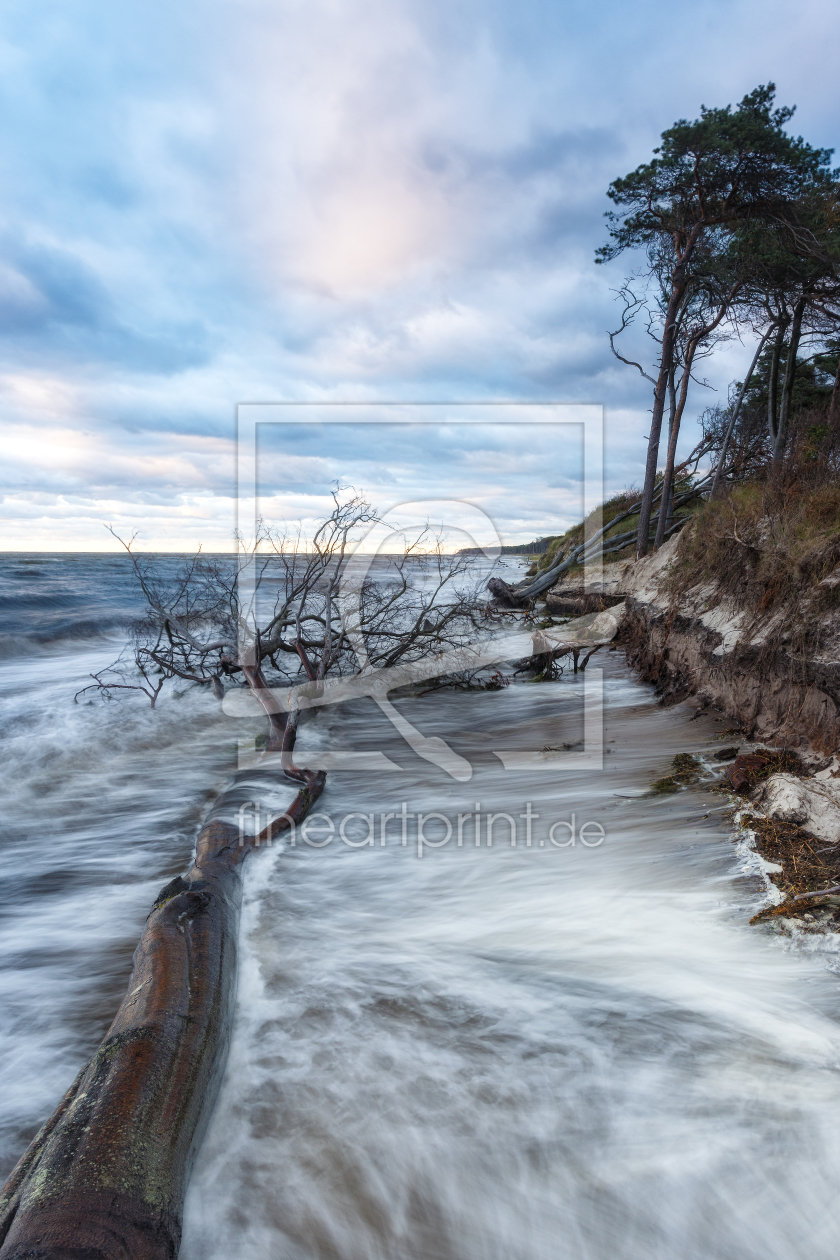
[3,555,840,1260]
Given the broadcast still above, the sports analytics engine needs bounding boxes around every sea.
[3,552,840,1260]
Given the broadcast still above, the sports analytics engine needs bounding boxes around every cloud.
[1,0,838,547]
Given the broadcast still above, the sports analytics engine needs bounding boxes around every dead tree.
[1,492,489,1260]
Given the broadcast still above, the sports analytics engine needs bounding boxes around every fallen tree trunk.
[488,482,707,609]
[543,592,624,617]
[0,760,324,1260]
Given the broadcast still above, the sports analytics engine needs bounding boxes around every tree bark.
[635,279,687,559]
[653,339,698,549]
[773,296,806,465]
[242,662,287,747]
[653,283,741,547]
[0,739,324,1260]
[766,319,788,448]
[664,366,678,535]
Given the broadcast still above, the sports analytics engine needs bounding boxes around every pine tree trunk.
[773,296,806,465]
[636,280,686,559]
[654,339,698,549]
[767,320,787,448]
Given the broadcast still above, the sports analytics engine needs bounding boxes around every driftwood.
[0,740,324,1260]
[2,497,494,1258]
[750,884,840,923]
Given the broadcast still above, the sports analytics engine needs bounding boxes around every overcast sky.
[1,0,838,550]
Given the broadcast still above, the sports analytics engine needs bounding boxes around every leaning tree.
[598,83,835,556]
[609,232,746,548]
[752,195,840,464]
[709,187,840,488]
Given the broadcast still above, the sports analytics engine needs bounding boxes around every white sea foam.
[180,665,840,1260]
[5,556,840,1260]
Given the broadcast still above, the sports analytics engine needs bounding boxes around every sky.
[1,0,838,550]
[249,405,597,549]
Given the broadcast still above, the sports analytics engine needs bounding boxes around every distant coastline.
[458,537,553,557]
